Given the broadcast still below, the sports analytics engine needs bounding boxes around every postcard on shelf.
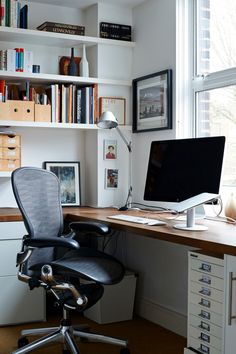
[99,97,126,125]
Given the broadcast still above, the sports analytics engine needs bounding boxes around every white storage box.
[84,270,137,324]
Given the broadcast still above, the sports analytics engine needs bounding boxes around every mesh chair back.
[11,167,64,269]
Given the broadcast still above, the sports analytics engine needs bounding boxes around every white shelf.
[0,26,135,48]
[0,171,11,177]
[0,120,132,130]
[0,71,131,86]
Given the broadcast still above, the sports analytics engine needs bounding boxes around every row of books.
[0,48,33,72]
[0,1,28,28]
[50,83,98,124]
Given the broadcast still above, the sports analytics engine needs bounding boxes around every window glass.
[196,86,236,188]
[197,0,236,75]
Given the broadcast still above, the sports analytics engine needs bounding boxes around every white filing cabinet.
[184,250,236,354]
[0,221,45,326]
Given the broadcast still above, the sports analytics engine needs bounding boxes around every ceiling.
[28,0,148,9]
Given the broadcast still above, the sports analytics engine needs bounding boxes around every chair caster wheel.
[18,337,29,348]
[120,348,130,354]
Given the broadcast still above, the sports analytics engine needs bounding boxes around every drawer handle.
[14,108,18,112]
[199,263,211,272]
[199,310,210,320]
[199,344,210,354]
[27,109,31,113]
[199,332,210,343]
[199,321,210,332]
[199,287,211,296]
[199,276,211,285]
[228,272,236,325]
[199,298,211,308]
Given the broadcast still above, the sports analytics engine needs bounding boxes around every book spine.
[23,50,33,73]
[89,86,94,124]
[76,88,82,123]
[93,84,98,123]
[6,48,16,71]
[38,27,84,35]
[80,87,86,124]
[5,0,10,26]
[85,86,90,124]
[0,79,5,102]
[0,0,6,26]
[37,21,85,31]
[19,4,27,29]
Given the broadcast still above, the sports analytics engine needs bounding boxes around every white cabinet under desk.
[185,250,236,354]
[0,221,45,326]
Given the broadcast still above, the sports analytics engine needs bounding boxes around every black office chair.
[11,166,130,354]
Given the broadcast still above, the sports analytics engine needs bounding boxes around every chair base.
[12,318,129,354]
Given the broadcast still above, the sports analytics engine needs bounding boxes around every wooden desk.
[1,207,234,256]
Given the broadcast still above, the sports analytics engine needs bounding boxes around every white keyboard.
[107,214,166,226]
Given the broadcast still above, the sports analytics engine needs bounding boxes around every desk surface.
[1,207,236,256]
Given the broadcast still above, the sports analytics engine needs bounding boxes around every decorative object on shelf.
[68,48,77,76]
[99,97,126,125]
[32,65,40,73]
[224,193,236,221]
[80,44,89,77]
[105,168,118,189]
[44,161,81,206]
[100,22,132,41]
[36,22,85,36]
[97,111,132,210]
[59,56,81,76]
[104,139,117,160]
[132,69,172,133]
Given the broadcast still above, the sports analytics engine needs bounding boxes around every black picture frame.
[132,69,172,133]
[43,161,81,207]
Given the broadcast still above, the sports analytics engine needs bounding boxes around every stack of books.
[0,1,28,28]
[37,22,85,36]
[100,22,132,41]
[0,48,33,73]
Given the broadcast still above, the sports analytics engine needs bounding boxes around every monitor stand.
[174,207,208,231]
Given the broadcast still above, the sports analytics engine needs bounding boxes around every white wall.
[121,0,193,336]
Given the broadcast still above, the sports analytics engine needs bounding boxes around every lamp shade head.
[97,111,118,129]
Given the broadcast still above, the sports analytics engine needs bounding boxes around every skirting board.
[135,297,187,337]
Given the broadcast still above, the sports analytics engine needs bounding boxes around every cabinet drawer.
[0,147,20,159]
[188,337,221,354]
[189,314,222,339]
[0,221,26,240]
[189,303,222,327]
[0,276,45,326]
[189,293,223,315]
[190,270,224,291]
[190,281,223,303]
[184,349,196,354]
[1,134,21,147]
[189,325,222,350]
[0,239,22,276]
[190,258,223,278]
[0,158,21,171]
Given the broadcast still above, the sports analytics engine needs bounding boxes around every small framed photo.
[104,139,117,160]
[99,97,126,125]
[132,69,172,133]
[44,161,81,206]
[105,168,118,189]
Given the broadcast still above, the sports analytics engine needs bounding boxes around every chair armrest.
[69,221,110,235]
[23,237,79,250]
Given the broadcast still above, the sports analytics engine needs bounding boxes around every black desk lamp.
[97,111,132,210]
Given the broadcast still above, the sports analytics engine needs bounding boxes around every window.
[192,0,236,193]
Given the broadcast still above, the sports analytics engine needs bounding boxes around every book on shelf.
[1,0,25,28]
[100,21,132,41]
[37,21,85,36]
[0,48,33,72]
[19,4,27,29]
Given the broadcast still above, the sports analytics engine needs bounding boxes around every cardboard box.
[84,270,137,324]
[34,104,51,122]
[0,101,34,121]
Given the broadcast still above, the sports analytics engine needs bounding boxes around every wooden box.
[0,159,21,171]
[34,104,51,122]
[0,101,34,121]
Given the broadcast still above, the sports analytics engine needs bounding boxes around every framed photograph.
[104,139,117,160]
[44,161,81,206]
[99,97,126,125]
[105,169,118,189]
[132,69,172,133]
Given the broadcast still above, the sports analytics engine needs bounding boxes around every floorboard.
[0,313,186,354]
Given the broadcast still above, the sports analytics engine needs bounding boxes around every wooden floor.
[0,313,186,354]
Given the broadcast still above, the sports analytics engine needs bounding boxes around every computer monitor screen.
[144,136,225,203]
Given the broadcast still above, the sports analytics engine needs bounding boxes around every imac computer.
[144,136,225,231]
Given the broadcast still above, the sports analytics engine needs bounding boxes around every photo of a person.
[105,169,118,189]
[104,139,117,160]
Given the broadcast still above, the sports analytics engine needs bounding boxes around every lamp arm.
[116,126,132,152]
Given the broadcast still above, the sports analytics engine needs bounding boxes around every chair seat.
[30,247,125,285]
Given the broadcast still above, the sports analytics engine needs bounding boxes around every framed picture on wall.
[104,139,117,160]
[105,168,118,189]
[99,97,126,125]
[132,69,172,133]
[44,161,81,206]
